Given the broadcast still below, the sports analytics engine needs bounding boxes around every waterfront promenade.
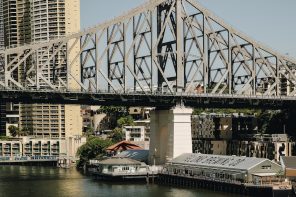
[0,156,58,164]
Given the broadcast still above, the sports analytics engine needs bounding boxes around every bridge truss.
[0,0,296,108]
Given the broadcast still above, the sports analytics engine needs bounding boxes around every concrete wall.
[60,135,87,159]
[93,114,106,131]
[149,106,192,165]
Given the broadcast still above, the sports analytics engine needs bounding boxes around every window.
[261,165,271,170]
[122,166,129,171]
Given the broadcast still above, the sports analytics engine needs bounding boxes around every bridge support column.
[149,106,193,165]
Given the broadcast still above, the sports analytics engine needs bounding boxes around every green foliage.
[276,169,284,178]
[257,109,296,137]
[84,125,95,137]
[8,125,32,137]
[76,136,113,168]
[107,115,134,143]
[97,106,129,131]
[97,106,127,115]
[109,127,124,143]
[257,110,273,134]
[193,108,261,116]
[258,110,286,134]
[117,115,134,128]
[0,136,9,141]
[8,125,20,137]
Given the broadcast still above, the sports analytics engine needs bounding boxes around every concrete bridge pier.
[148,106,193,165]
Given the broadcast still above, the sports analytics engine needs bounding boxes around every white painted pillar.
[149,106,193,165]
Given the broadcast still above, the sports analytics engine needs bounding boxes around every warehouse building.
[165,153,282,183]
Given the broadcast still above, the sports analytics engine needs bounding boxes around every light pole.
[153,148,157,166]
[152,148,157,184]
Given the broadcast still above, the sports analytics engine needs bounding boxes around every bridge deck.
[1,89,296,109]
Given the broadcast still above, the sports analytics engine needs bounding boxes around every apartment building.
[0,138,59,157]
[0,0,21,136]
[124,126,146,142]
[0,136,86,158]
[0,104,5,136]
[0,0,82,138]
[0,0,4,48]
[123,125,150,150]
[0,140,22,156]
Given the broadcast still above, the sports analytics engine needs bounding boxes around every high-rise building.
[0,0,4,48]
[1,0,31,47]
[0,0,4,136]
[0,0,82,139]
[0,0,22,136]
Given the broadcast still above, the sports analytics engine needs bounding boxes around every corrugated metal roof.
[171,153,269,171]
[281,156,296,169]
[98,157,142,165]
[114,150,149,162]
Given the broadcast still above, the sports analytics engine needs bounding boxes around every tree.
[110,127,124,143]
[76,136,113,168]
[193,108,261,116]
[107,115,135,143]
[97,106,129,130]
[117,115,134,128]
[84,125,95,137]
[257,109,296,137]
[8,125,21,137]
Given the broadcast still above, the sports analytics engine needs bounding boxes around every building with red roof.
[106,141,143,155]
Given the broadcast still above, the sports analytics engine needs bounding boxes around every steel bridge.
[1,0,296,108]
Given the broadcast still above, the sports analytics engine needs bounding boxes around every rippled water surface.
[0,166,241,197]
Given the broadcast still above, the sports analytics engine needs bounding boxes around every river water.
[0,166,240,197]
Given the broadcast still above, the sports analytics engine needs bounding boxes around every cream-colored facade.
[1,0,82,140]
[149,107,193,165]
[15,0,82,139]
[0,0,82,140]
[1,0,31,47]
[0,136,86,158]
[0,0,4,48]
[0,0,30,136]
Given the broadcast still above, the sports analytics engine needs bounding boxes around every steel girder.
[0,0,296,100]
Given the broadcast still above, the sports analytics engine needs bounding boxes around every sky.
[81,0,296,58]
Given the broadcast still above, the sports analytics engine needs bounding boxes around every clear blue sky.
[81,0,296,58]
